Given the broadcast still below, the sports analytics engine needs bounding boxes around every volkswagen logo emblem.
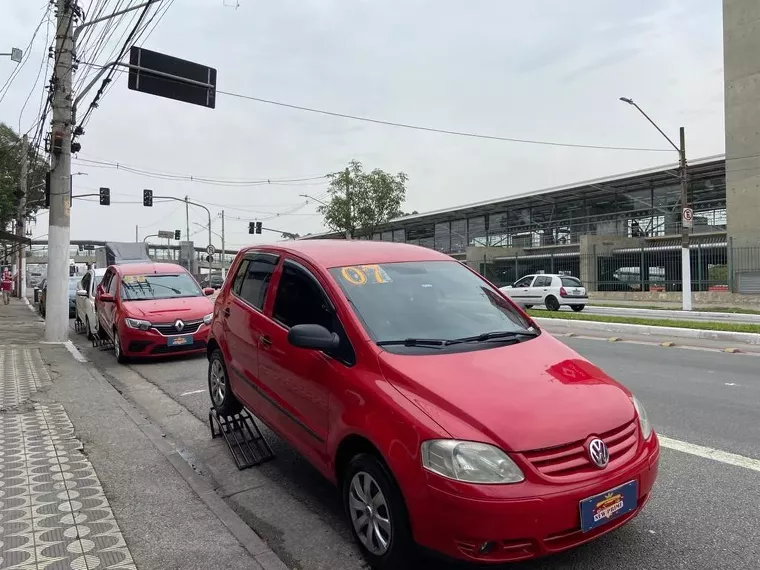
[588,438,609,469]
[174,319,185,332]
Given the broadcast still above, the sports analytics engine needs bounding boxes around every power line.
[0,7,49,103]
[74,61,671,153]
[18,7,53,133]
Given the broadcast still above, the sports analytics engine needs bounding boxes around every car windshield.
[561,276,583,287]
[329,260,535,347]
[120,272,202,301]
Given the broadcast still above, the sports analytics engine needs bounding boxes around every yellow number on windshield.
[341,266,367,285]
[340,264,390,285]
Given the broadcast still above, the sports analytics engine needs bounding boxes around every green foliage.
[0,123,47,230]
[318,160,407,238]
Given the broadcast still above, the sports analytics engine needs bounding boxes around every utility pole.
[46,0,75,341]
[344,167,351,240]
[135,225,138,242]
[185,195,190,241]
[679,127,692,311]
[16,134,28,299]
[220,210,226,279]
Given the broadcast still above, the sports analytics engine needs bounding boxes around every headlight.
[421,440,524,484]
[125,318,151,331]
[203,313,213,325]
[632,396,653,440]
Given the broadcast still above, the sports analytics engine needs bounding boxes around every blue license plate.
[579,480,638,533]
[167,334,194,347]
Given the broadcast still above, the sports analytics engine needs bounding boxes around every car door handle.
[260,334,272,347]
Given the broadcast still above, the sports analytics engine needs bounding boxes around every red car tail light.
[559,287,568,297]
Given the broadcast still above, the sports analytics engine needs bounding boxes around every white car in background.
[75,268,106,338]
[500,273,588,312]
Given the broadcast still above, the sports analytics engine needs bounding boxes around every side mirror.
[287,324,340,351]
[203,287,214,296]
[76,289,88,297]
[100,293,115,303]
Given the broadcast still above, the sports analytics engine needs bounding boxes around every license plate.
[573,289,581,295]
[579,480,638,533]
[167,334,194,347]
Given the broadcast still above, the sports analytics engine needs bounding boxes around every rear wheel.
[571,304,585,312]
[343,453,414,569]
[545,296,560,311]
[208,349,242,416]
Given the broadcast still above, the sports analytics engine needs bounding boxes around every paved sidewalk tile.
[0,349,51,410]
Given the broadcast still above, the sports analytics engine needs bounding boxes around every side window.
[535,276,551,287]
[231,259,249,295]
[237,255,278,310]
[514,276,534,288]
[273,261,355,365]
[81,273,91,293]
[100,271,112,293]
[108,273,118,295]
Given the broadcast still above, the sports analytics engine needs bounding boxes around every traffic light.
[143,189,153,207]
[248,222,255,234]
[99,187,110,206]
[255,221,262,234]
[174,229,181,240]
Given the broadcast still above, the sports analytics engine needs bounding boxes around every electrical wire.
[0,7,49,103]
[18,7,53,134]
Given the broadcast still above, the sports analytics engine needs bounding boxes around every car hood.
[378,333,635,452]
[122,296,213,322]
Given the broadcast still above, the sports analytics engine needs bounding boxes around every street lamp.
[620,97,692,311]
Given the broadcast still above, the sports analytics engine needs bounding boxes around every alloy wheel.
[210,358,226,407]
[114,331,121,359]
[348,471,392,556]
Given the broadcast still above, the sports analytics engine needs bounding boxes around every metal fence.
[479,246,760,294]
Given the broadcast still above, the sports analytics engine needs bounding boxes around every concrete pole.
[221,210,226,279]
[46,0,74,341]
[135,225,138,242]
[185,195,190,241]
[17,134,28,298]
[679,127,692,311]
[344,167,351,240]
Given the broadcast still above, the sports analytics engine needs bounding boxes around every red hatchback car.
[207,241,659,568]
[96,262,215,362]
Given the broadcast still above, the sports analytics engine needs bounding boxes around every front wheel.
[208,349,242,416]
[571,304,585,312]
[343,453,414,569]
[113,329,128,364]
[523,304,533,310]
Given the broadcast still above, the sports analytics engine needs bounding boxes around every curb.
[586,305,760,324]
[66,343,288,570]
[534,317,760,346]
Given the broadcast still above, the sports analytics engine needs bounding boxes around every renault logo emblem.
[588,438,609,469]
[174,319,185,332]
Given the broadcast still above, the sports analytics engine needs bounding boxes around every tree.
[318,160,407,239]
[280,231,300,240]
[0,123,47,231]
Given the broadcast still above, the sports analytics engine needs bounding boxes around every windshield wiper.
[376,338,449,348]
[453,330,539,343]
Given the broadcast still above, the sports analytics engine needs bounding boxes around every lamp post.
[620,97,691,311]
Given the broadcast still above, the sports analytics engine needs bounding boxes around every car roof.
[243,239,453,268]
[115,262,188,276]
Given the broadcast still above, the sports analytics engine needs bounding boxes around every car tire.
[208,349,242,416]
[343,453,414,570]
[523,304,533,310]
[113,329,128,364]
[85,316,94,340]
[571,304,585,312]
[545,296,560,311]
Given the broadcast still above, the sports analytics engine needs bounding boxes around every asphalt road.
[71,329,760,570]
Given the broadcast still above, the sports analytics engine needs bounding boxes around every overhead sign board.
[157,230,175,239]
[682,207,693,228]
[128,46,217,109]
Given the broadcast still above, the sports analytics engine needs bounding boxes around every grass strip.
[527,309,760,334]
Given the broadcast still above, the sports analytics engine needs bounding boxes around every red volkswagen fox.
[95,262,214,363]
[206,240,659,568]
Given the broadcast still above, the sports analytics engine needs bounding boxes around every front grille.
[152,320,202,335]
[151,340,206,354]
[521,420,639,481]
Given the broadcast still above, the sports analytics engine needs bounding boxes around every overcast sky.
[1,0,724,249]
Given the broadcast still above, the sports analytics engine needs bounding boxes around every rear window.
[560,277,583,287]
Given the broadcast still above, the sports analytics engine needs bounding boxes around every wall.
[590,290,760,307]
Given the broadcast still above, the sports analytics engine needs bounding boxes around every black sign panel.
[128,47,217,109]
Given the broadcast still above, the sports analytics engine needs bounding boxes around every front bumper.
[119,323,209,357]
[410,433,660,564]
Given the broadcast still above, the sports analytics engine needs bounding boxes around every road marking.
[724,382,738,387]
[659,436,760,472]
[180,389,205,396]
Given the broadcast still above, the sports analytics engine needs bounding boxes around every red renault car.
[95,262,215,363]
[207,241,659,568]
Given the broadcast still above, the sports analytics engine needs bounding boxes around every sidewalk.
[0,299,285,570]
